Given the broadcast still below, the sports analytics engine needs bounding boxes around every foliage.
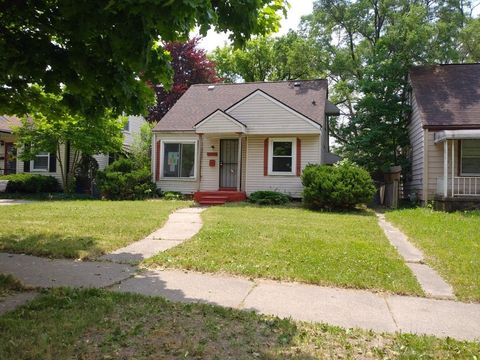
[0,174,60,193]
[162,191,186,201]
[248,190,290,205]
[210,32,320,82]
[130,122,154,169]
[0,1,287,122]
[148,38,220,122]
[302,161,376,210]
[0,274,24,298]
[300,0,478,173]
[14,86,124,191]
[75,155,99,195]
[96,158,156,200]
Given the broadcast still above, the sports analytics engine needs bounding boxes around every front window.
[269,138,296,175]
[162,142,196,178]
[32,152,49,171]
[461,140,480,175]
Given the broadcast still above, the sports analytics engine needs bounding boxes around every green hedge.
[96,158,156,200]
[249,190,290,205]
[0,174,60,193]
[302,161,375,210]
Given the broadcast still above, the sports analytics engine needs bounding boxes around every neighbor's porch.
[434,130,480,210]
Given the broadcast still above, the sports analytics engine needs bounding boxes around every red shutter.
[296,138,301,176]
[155,140,160,181]
[264,138,269,176]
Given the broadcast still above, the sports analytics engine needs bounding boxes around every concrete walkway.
[100,207,205,264]
[0,199,32,206]
[377,213,455,300]
[0,292,39,315]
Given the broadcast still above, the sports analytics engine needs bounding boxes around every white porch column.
[443,140,448,197]
[451,139,455,197]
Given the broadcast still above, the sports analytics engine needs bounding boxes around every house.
[0,115,146,186]
[407,63,480,211]
[151,80,340,204]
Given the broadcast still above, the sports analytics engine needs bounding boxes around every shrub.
[249,190,290,205]
[96,159,156,200]
[302,160,376,210]
[0,174,60,193]
[162,191,185,200]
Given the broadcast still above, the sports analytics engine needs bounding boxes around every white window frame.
[460,139,480,176]
[31,152,50,172]
[268,137,296,176]
[160,140,198,180]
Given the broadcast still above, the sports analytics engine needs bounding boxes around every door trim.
[219,138,240,190]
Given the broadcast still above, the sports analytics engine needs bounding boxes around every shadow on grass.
[0,233,103,259]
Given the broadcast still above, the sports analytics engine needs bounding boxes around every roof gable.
[194,109,246,133]
[153,80,328,132]
[410,64,480,129]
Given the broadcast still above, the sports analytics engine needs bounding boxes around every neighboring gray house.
[407,64,480,210]
[151,80,340,204]
[0,115,146,186]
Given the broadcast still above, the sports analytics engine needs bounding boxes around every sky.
[196,0,314,52]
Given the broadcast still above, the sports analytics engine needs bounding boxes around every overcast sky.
[196,0,314,52]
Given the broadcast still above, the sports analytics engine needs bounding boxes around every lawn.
[146,204,423,295]
[0,288,478,359]
[0,200,190,259]
[0,274,25,299]
[386,208,480,302]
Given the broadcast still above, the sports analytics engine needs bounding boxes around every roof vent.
[207,85,215,90]
[293,82,301,87]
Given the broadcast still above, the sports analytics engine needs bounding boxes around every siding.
[426,132,458,198]
[196,112,244,133]
[227,92,321,134]
[199,136,220,190]
[123,115,147,149]
[406,95,425,200]
[93,154,110,171]
[153,132,200,194]
[245,135,321,197]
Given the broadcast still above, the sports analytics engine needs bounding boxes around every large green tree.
[301,0,478,174]
[0,0,287,121]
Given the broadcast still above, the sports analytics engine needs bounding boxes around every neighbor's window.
[123,119,130,132]
[162,142,196,178]
[32,152,49,171]
[461,140,480,175]
[269,138,296,175]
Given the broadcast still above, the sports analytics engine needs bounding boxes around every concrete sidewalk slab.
[0,253,135,288]
[387,295,480,341]
[0,291,39,315]
[100,239,184,263]
[113,269,254,308]
[377,213,455,300]
[243,280,397,333]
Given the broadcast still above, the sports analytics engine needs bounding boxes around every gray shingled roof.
[153,80,330,132]
[0,115,21,133]
[410,64,480,129]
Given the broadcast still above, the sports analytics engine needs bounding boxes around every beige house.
[0,115,146,187]
[152,80,340,204]
[407,64,480,210]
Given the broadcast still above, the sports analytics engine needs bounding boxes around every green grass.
[1,288,478,359]
[386,208,480,302]
[0,200,190,259]
[146,204,423,295]
[0,274,25,299]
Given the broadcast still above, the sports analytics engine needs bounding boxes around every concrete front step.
[194,191,246,204]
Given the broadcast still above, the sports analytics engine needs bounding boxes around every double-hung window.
[269,138,296,175]
[461,140,480,176]
[32,152,50,171]
[162,141,196,178]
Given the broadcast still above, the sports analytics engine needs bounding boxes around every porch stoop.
[194,191,247,205]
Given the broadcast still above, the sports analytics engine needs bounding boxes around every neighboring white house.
[0,115,146,186]
[151,80,340,204]
[406,64,480,211]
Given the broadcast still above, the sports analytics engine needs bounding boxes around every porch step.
[194,191,247,205]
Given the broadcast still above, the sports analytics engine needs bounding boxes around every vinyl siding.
[406,95,425,200]
[195,112,244,133]
[153,132,200,194]
[123,115,146,149]
[245,135,321,197]
[199,136,220,190]
[93,154,110,171]
[227,92,321,135]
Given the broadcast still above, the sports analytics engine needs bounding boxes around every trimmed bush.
[249,190,290,205]
[302,161,375,210]
[96,159,156,200]
[162,191,185,200]
[0,174,60,193]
